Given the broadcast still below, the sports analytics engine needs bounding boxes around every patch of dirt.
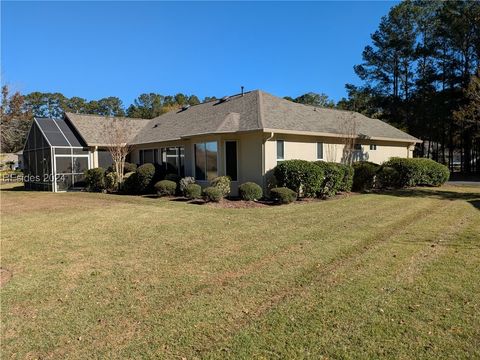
[0,267,12,287]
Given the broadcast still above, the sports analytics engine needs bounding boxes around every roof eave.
[262,128,422,144]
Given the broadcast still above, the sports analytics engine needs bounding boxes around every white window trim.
[223,140,239,182]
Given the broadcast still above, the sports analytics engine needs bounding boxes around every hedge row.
[352,158,450,191]
[273,160,354,199]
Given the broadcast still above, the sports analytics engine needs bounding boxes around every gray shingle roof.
[66,90,420,146]
[131,91,262,144]
[65,113,151,147]
[259,91,420,142]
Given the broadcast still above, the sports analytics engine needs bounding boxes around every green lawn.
[1,184,479,359]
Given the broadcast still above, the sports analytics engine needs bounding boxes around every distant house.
[0,152,22,170]
[22,90,420,193]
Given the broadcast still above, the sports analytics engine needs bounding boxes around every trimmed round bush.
[124,162,137,173]
[84,168,106,192]
[273,160,323,197]
[383,158,449,187]
[179,177,195,195]
[203,186,223,202]
[105,171,118,192]
[210,176,231,197]
[239,182,263,201]
[185,183,202,199]
[314,161,343,198]
[136,163,156,193]
[270,187,297,204]
[337,163,354,192]
[154,180,177,196]
[352,161,380,191]
[376,166,401,189]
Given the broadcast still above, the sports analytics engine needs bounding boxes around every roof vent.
[218,96,230,104]
[181,104,191,111]
[153,124,159,128]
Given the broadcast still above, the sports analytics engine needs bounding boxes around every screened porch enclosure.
[23,118,91,192]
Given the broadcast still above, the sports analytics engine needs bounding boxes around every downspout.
[262,132,274,191]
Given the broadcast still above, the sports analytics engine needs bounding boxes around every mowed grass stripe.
[206,196,479,359]
[1,185,479,359]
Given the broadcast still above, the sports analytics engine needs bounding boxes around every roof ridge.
[65,111,150,121]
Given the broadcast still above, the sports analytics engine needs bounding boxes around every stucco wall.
[129,133,263,195]
[264,133,414,175]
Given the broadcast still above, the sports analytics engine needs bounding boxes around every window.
[195,141,218,181]
[370,144,377,150]
[98,150,113,169]
[139,149,155,164]
[225,141,237,181]
[160,147,185,176]
[317,142,324,160]
[354,143,362,151]
[277,140,284,160]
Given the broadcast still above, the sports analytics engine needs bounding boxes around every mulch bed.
[164,191,358,209]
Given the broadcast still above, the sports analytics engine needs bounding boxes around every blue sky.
[1,1,396,105]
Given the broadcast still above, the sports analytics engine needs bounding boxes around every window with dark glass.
[225,141,237,181]
[317,142,323,160]
[195,141,218,181]
[277,140,284,160]
[139,149,154,164]
[354,143,362,151]
[160,147,184,176]
[369,144,377,150]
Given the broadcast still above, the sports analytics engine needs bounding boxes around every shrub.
[270,187,297,204]
[165,173,181,183]
[314,161,344,198]
[210,176,231,197]
[124,162,137,173]
[383,158,450,187]
[337,163,354,192]
[203,186,223,202]
[135,163,156,193]
[84,168,106,192]
[105,171,118,192]
[273,160,323,197]
[376,166,401,189]
[154,180,177,196]
[185,183,202,199]
[122,172,137,193]
[179,176,195,195]
[352,161,380,191]
[239,182,263,201]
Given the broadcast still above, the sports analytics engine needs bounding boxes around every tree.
[203,96,217,103]
[0,85,32,152]
[339,113,360,165]
[454,69,480,173]
[87,97,125,117]
[351,0,480,173]
[104,118,133,188]
[285,92,335,108]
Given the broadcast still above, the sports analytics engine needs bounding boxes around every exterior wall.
[130,133,263,196]
[264,133,415,176]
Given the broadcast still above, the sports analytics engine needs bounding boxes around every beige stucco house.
[23,90,420,193]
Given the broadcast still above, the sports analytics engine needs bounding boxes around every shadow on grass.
[375,188,480,211]
[0,184,25,191]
